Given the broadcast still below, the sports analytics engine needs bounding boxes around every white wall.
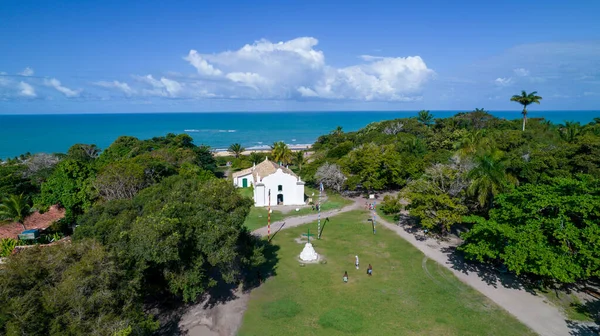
[233,173,254,187]
[258,169,304,206]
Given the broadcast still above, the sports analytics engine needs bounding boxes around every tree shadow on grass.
[441,246,537,295]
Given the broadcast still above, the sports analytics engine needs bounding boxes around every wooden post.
[268,189,271,240]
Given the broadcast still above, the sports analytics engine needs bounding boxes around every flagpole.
[317,182,322,239]
[268,189,271,240]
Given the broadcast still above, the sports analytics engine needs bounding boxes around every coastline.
[212,144,312,157]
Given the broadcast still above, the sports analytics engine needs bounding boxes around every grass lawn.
[241,187,353,231]
[238,210,534,336]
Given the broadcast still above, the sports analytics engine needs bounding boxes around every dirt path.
[375,213,598,336]
[251,200,362,237]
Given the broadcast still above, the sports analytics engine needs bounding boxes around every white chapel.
[232,157,305,207]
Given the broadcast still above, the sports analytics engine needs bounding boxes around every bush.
[380,195,402,215]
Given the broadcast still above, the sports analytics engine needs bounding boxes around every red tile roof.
[0,205,65,239]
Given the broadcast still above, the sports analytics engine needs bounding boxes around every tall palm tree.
[270,141,293,165]
[417,110,434,126]
[0,194,32,230]
[293,151,307,172]
[558,121,582,143]
[467,149,516,209]
[510,91,542,131]
[228,143,245,158]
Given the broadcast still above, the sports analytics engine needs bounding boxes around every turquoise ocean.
[0,110,598,160]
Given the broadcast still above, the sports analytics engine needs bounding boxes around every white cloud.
[133,75,184,97]
[583,91,598,96]
[44,78,81,97]
[19,67,34,76]
[513,68,529,77]
[159,77,182,96]
[18,82,36,97]
[184,50,223,76]
[94,80,135,96]
[494,77,513,87]
[179,37,434,101]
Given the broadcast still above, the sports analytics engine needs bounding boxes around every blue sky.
[1,0,599,113]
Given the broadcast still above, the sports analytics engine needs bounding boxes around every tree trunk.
[20,222,26,231]
[522,108,527,131]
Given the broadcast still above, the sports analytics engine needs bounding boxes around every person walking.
[355,255,359,270]
[367,264,373,276]
[343,271,348,283]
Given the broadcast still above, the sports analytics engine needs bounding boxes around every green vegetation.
[228,143,245,158]
[271,141,293,165]
[238,211,534,336]
[0,194,32,229]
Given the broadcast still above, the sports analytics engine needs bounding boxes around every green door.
[242,178,248,188]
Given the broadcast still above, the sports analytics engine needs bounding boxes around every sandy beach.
[213,144,312,157]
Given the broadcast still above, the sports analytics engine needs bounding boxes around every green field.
[241,187,353,231]
[238,211,534,336]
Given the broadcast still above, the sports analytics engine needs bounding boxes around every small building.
[232,157,305,207]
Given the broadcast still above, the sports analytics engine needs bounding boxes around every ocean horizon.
[1,110,598,160]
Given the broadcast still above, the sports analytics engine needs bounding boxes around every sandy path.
[375,213,598,336]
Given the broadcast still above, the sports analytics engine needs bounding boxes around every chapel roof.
[232,157,298,181]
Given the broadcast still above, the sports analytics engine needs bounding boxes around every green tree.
[0,241,158,335]
[417,110,434,126]
[75,176,266,303]
[331,126,344,136]
[467,149,516,209]
[293,151,307,172]
[557,121,582,143]
[248,151,265,164]
[460,176,600,284]
[38,159,96,220]
[406,179,467,234]
[270,141,292,165]
[510,90,542,131]
[67,143,100,161]
[0,194,31,230]
[228,143,245,158]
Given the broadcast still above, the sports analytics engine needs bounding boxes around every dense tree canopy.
[460,175,600,283]
[75,175,265,302]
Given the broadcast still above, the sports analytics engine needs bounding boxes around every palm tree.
[467,149,516,209]
[293,151,307,172]
[473,108,486,113]
[417,110,434,126]
[331,126,344,136]
[510,91,542,131]
[558,121,582,143]
[228,143,245,158]
[248,151,264,164]
[0,194,32,230]
[454,130,492,158]
[270,141,293,165]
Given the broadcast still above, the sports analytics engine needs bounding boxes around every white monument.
[299,228,319,262]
